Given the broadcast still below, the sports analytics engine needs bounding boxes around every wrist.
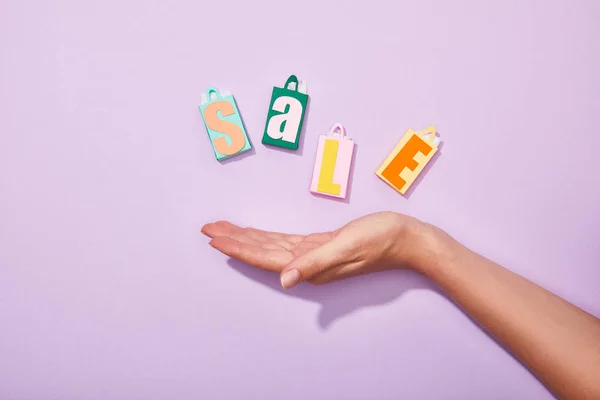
[391,216,458,276]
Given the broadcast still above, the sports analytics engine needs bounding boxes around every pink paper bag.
[309,123,355,199]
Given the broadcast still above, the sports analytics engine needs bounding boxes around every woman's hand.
[201,211,442,289]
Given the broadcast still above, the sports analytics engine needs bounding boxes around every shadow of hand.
[227,259,438,330]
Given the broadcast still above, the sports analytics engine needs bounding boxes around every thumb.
[280,237,352,289]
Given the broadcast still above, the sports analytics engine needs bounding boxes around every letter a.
[266,96,303,143]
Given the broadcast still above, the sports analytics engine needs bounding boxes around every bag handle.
[327,123,347,139]
[284,75,300,91]
[205,87,221,102]
[419,125,437,145]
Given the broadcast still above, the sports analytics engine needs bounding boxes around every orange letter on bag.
[381,134,433,193]
[203,101,246,155]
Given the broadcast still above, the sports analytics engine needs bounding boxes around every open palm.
[201,221,335,272]
[202,212,428,288]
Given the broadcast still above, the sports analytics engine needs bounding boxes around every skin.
[201,211,600,400]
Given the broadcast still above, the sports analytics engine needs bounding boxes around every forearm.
[414,227,600,400]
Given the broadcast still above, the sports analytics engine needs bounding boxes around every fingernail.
[281,269,301,289]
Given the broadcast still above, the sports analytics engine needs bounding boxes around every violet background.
[1,1,599,399]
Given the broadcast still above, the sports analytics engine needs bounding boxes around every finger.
[201,221,242,238]
[245,227,296,241]
[280,237,358,289]
[202,222,268,247]
[308,260,371,285]
[237,227,305,245]
[202,221,304,246]
[209,236,292,272]
[245,230,306,249]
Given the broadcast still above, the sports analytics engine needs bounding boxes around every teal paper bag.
[199,87,252,161]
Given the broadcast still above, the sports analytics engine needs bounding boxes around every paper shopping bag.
[262,75,308,150]
[376,126,440,194]
[199,87,252,161]
[310,123,355,199]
